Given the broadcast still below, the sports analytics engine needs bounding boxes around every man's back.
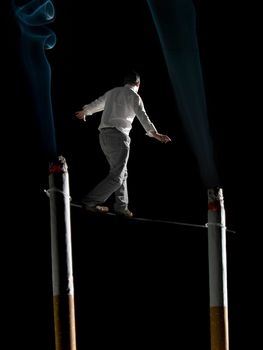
[100,85,140,134]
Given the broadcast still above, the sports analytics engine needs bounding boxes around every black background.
[3,1,260,349]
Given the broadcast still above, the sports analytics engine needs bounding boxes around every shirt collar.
[125,84,139,93]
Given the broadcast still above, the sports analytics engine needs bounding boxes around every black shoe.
[115,209,133,218]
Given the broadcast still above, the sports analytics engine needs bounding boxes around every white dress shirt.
[83,84,157,136]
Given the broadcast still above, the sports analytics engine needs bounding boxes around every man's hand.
[75,110,86,121]
[152,131,172,144]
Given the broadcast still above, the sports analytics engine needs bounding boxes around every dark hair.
[124,70,140,85]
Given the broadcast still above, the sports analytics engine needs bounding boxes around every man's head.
[124,70,140,87]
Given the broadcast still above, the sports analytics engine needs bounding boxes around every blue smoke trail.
[12,0,57,159]
[147,0,219,188]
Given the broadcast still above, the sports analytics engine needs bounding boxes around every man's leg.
[82,128,130,208]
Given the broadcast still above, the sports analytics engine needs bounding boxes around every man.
[75,70,171,217]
